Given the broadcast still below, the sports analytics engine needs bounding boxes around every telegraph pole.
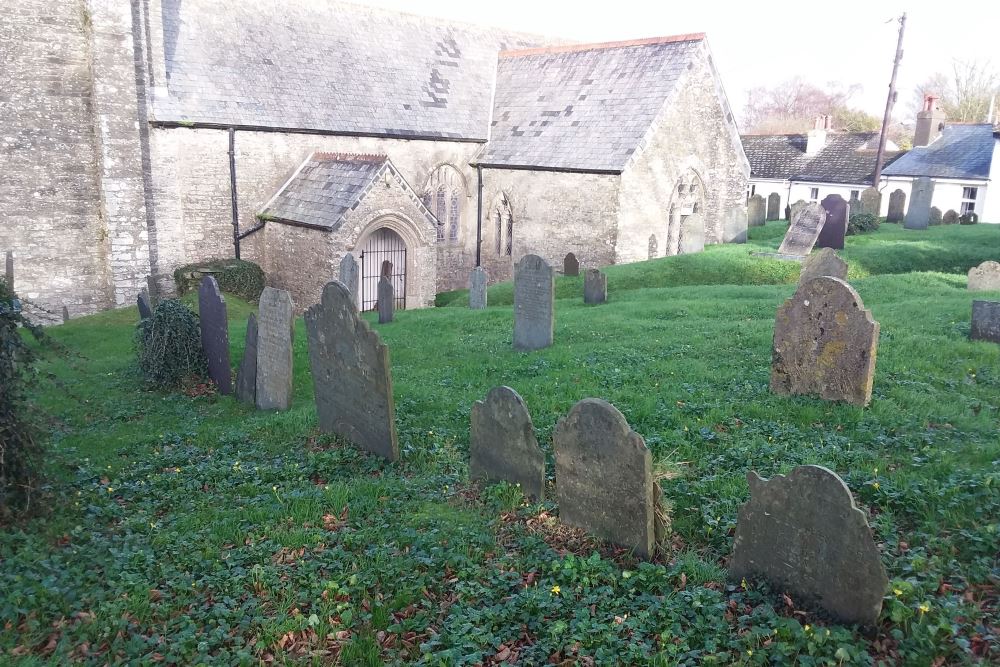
[872,13,906,189]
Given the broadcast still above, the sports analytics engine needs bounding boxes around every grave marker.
[469,266,488,309]
[255,287,294,411]
[859,188,881,217]
[377,275,394,324]
[678,213,705,254]
[777,202,826,257]
[766,193,780,221]
[928,206,942,226]
[817,194,848,250]
[470,386,544,500]
[4,250,12,289]
[198,276,232,395]
[583,269,607,304]
[848,193,863,219]
[513,254,554,351]
[137,289,153,320]
[799,248,847,283]
[647,234,659,258]
[968,261,1000,291]
[339,254,359,308]
[886,189,906,222]
[971,300,1000,344]
[723,207,747,244]
[235,313,258,405]
[904,177,934,229]
[747,195,766,227]
[789,199,809,224]
[563,252,579,277]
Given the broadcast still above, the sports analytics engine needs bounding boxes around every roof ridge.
[499,33,706,58]
[312,152,388,163]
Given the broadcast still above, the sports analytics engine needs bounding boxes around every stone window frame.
[492,191,514,257]
[666,169,705,254]
[421,164,468,245]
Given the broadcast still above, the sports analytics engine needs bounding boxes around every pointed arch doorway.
[360,227,406,311]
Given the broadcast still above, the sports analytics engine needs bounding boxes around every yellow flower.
[893,588,903,596]
[107,487,114,493]
[550,585,561,596]
[741,578,748,590]
[918,602,930,614]
[873,482,880,490]
[746,649,753,657]
[804,624,811,632]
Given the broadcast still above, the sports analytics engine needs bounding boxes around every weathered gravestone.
[255,287,294,411]
[470,386,544,501]
[968,261,1000,291]
[960,212,979,225]
[339,253,359,308]
[847,193,863,220]
[817,194,848,250]
[62,306,69,323]
[886,189,906,222]
[789,199,809,222]
[583,269,607,304]
[904,177,934,230]
[971,300,1000,344]
[513,254,554,351]
[777,202,826,257]
[647,234,658,258]
[305,281,398,460]
[928,206,943,226]
[729,465,888,627]
[678,213,705,254]
[771,276,878,406]
[859,188,881,218]
[235,313,258,405]
[747,194,766,227]
[799,248,847,283]
[469,266,488,309]
[766,193,780,221]
[4,250,12,289]
[723,207,747,244]
[198,276,232,395]
[137,289,153,320]
[942,209,959,225]
[563,252,579,277]
[377,275,394,324]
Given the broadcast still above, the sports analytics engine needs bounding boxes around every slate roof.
[741,135,810,180]
[475,35,707,172]
[882,124,997,180]
[743,132,904,185]
[154,0,544,140]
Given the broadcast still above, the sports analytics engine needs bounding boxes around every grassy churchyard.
[2,222,999,665]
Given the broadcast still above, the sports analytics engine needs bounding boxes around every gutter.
[473,162,623,176]
[152,120,487,144]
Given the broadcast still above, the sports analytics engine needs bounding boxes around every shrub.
[173,259,265,302]
[135,299,207,388]
[847,213,880,236]
[959,212,979,225]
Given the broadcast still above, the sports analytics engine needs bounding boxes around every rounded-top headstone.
[583,268,607,305]
[255,287,295,411]
[198,276,232,395]
[968,261,1000,291]
[470,386,544,500]
[563,252,579,277]
[818,194,848,250]
[799,248,847,283]
[886,189,906,223]
[747,194,766,227]
[339,254,360,308]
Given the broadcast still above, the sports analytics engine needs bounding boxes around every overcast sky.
[350,0,999,127]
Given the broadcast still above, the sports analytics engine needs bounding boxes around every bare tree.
[911,59,999,122]
[743,78,876,134]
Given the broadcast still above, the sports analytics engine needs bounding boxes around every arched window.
[492,192,514,257]
[422,164,466,244]
[495,210,502,255]
[505,213,513,256]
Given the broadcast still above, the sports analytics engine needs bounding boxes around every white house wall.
[881,177,993,222]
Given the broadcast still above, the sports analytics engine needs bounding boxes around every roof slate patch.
[882,124,996,180]
[743,132,904,185]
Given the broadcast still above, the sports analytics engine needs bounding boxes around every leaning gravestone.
[255,287,294,411]
[305,281,398,460]
[563,252,579,277]
[928,206,943,226]
[723,207,747,244]
[971,301,1000,343]
[904,177,934,230]
[377,275,394,324]
[771,276,879,406]
[886,189,906,222]
[137,289,153,320]
[198,276,232,395]
[583,269,607,304]
[554,398,663,559]
[817,194,848,250]
[729,465,888,627]
[747,194,766,227]
[789,199,809,224]
[678,213,705,254]
[942,209,959,225]
[766,193,780,221]
[968,261,1000,291]
[859,188,881,218]
[513,254,554,351]
[235,314,258,405]
[469,266,488,309]
[799,248,847,283]
[470,386,544,501]
[777,202,826,257]
[339,254,359,308]
[4,250,12,289]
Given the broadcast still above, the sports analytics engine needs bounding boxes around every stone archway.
[666,169,706,255]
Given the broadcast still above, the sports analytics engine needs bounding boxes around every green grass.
[2,225,999,665]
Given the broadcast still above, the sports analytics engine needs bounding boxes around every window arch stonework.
[422,164,466,244]
[666,169,706,255]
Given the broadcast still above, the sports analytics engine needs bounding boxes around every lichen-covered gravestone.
[305,281,398,460]
[678,213,705,254]
[723,207,747,244]
[971,300,1000,344]
[766,193,780,221]
[799,248,847,283]
[942,209,959,225]
[198,276,232,395]
[729,466,888,627]
[771,276,879,406]
[513,254,554,351]
[554,398,664,559]
[886,189,906,222]
[339,253,359,308]
[647,234,659,258]
[789,199,808,223]
[859,188,881,217]
[904,177,934,230]
[777,203,826,257]
[968,261,1000,291]
[470,386,544,501]
[235,313,258,405]
[928,206,943,226]
[563,252,579,277]
[137,289,153,320]
[583,269,607,305]
[255,287,294,411]
[469,266,488,309]
[377,275,394,324]
[847,193,863,219]
[747,194,766,227]
[818,194,848,250]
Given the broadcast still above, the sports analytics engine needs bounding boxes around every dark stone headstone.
[470,386,544,501]
[137,289,153,320]
[62,306,69,323]
[859,188,881,217]
[968,261,1000,291]
[886,189,906,222]
[469,266,488,309]
[235,314,258,405]
[380,260,392,278]
[305,281,398,461]
[554,398,664,559]
[771,276,879,407]
[4,250,12,290]
[678,213,705,254]
[730,466,888,627]
[563,252,579,277]
[766,192,780,221]
[747,194,766,227]
[377,276,394,324]
[648,234,659,258]
[928,206,943,226]
[817,194,848,250]
[513,254,554,351]
[799,248,847,283]
[942,209,959,225]
[724,207,747,244]
[198,276,232,395]
[971,300,1000,343]
[255,287,294,411]
[904,177,934,230]
[777,202,826,257]
[583,269,607,304]
[339,254,359,308]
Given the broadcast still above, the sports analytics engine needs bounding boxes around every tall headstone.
[847,193,863,219]
[513,254,554,351]
[747,194,766,227]
[859,188,881,217]
[971,300,1000,344]
[198,276,232,395]
[942,209,959,225]
[784,204,791,221]
[968,261,1000,291]
[255,287,294,411]
[723,207,747,244]
[904,177,934,230]
[137,289,153,320]
[469,266,488,309]
[61,306,69,323]
[647,234,659,258]
[583,269,607,304]
[235,314,258,405]
[678,213,705,254]
[470,386,544,501]
[766,193,780,221]
[771,276,879,407]
[4,250,12,290]
[928,206,943,226]
[555,399,663,559]
[563,252,579,277]
[799,248,848,283]
[377,275,394,324]
[817,194,848,250]
[305,281,398,461]
[777,202,826,257]
[886,189,906,222]
[339,254,359,308]
[730,466,889,627]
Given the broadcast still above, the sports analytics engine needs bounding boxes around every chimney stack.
[806,115,831,155]
[914,94,946,147]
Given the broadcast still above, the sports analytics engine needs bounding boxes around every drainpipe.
[228,127,241,259]
[475,165,483,267]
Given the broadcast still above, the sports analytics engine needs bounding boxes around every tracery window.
[493,192,514,257]
[422,164,465,244]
